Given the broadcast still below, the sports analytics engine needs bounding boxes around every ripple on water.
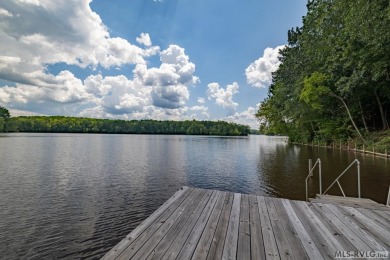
[0,134,388,259]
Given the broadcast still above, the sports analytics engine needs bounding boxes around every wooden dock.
[102,187,390,260]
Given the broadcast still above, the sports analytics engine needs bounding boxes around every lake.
[0,133,389,259]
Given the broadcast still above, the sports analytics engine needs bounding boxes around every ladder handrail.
[323,159,361,198]
[386,186,390,207]
[305,158,322,202]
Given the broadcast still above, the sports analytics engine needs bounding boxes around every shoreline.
[291,142,390,159]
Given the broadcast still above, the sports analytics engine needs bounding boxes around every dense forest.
[257,0,390,151]
[0,108,250,136]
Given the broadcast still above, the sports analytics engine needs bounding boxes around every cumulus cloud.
[0,1,221,125]
[151,84,189,109]
[0,0,199,120]
[189,105,209,118]
[0,70,93,104]
[222,103,260,129]
[206,82,239,111]
[245,45,285,88]
[0,8,13,17]
[0,44,198,119]
[135,45,198,109]
[84,74,151,115]
[136,33,152,47]
[135,33,160,57]
[160,45,199,85]
[0,0,155,88]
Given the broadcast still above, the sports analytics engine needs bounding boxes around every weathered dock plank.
[265,196,294,260]
[102,186,192,260]
[323,204,386,252]
[311,203,373,252]
[191,191,226,260]
[116,188,200,260]
[102,187,390,260]
[356,207,390,229]
[374,209,390,223]
[281,199,324,260]
[316,194,377,203]
[221,192,241,260]
[341,206,390,248]
[272,198,309,260]
[248,195,266,260]
[309,203,357,252]
[312,194,390,211]
[297,201,346,254]
[290,200,334,259]
[206,192,234,260]
[146,189,206,260]
[160,190,214,260]
[257,196,279,259]
[176,190,220,260]
[237,194,250,260]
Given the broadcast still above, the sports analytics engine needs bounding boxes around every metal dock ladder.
[305,158,389,209]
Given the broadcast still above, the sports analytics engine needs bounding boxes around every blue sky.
[0,0,307,128]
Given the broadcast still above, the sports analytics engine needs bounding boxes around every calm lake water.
[0,133,389,259]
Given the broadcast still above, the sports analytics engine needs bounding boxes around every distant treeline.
[1,116,250,136]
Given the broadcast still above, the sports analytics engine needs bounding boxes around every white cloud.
[135,45,198,109]
[190,105,209,118]
[0,0,152,87]
[190,105,207,111]
[47,71,94,103]
[0,70,93,104]
[197,97,205,104]
[15,0,40,5]
[0,1,230,125]
[0,1,200,120]
[160,45,199,85]
[84,74,111,98]
[0,8,13,17]
[9,109,42,117]
[245,45,285,88]
[0,44,199,118]
[135,64,180,86]
[222,103,260,129]
[206,82,239,111]
[151,84,189,109]
[84,74,151,115]
[136,33,152,47]
[102,37,145,68]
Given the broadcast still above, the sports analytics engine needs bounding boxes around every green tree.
[0,106,10,132]
[0,118,4,132]
[0,106,10,119]
[257,0,389,143]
